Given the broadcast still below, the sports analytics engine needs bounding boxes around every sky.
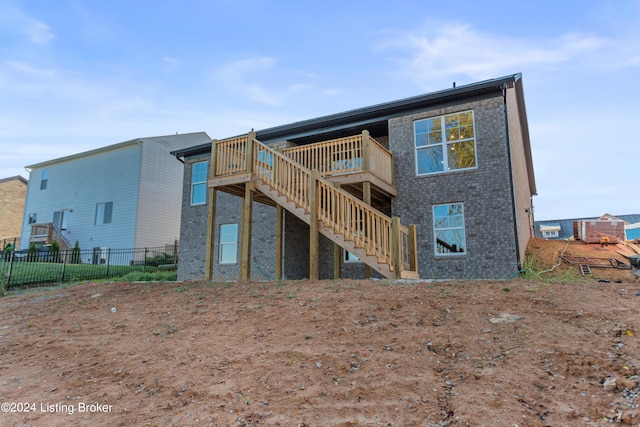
[1,0,639,221]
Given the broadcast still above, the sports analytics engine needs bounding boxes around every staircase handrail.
[252,138,415,275]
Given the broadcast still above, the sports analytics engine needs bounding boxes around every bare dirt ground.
[1,239,639,427]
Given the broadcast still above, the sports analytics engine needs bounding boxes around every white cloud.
[214,55,284,106]
[26,19,54,45]
[0,2,54,45]
[373,22,618,89]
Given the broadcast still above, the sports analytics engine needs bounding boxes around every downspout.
[502,83,522,271]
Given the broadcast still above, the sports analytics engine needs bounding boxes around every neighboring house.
[0,175,28,248]
[535,213,640,241]
[20,132,211,263]
[174,74,536,281]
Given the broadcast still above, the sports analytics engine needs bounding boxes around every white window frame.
[414,110,477,176]
[190,161,208,205]
[219,223,238,264]
[95,202,113,225]
[433,202,466,256]
[40,169,49,190]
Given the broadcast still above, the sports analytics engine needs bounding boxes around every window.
[542,230,559,238]
[219,223,238,264]
[415,111,476,175]
[345,251,361,262]
[433,203,466,255]
[191,161,208,205]
[95,202,113,225]
[40,169,49,190]
[28,213,37,224]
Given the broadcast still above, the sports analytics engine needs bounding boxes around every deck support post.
[276,204,283,280]
[239,182,254,280]
[205,139,218,281]
[239,131,255,281]
[363,181,372,279]
[391,216,402,279]
[309,170,319,280]
[333,182,342,279]
[408,224,418,274]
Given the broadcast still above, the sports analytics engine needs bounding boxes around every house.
[173,74,536,281]
[0,175,28,249]
[535,213,640,241]
[20,132,211,263]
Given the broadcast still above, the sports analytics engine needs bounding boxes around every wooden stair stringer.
[253,178,396,279]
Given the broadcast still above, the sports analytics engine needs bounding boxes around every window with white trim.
[415,111,476,175]
[28,213,37,224]
[191,161,208,205]
[433,203,466,255]
[95,202,113,225]
[219,223,238,264]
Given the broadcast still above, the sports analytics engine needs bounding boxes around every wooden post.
[361,130,370,172]
[309,170,319,280]
[362,181,372,279]
[391,217,402,279]
[408,224,418,273]
[276,204,283,280]
[205,139,218,281]
[246,130,255,173]
[389,150,396,186]
[239,182,254,280]
[333,182,342,279]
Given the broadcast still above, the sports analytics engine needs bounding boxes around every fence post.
[106,248,111,278]
[143,248,148,273]
[174,239,178,269]
[61,249,67,282]
[7,251,15,288]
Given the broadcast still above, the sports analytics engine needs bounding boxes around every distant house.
[173,74,536,281]
[0,175,28,248]
[535,213,640,241]
[20,132,211,263]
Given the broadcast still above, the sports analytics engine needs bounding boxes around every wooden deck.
[205,132,418,280]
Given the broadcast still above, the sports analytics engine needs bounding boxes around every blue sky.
[1,0,639,220]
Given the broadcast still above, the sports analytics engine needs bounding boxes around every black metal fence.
[1,244,178,289]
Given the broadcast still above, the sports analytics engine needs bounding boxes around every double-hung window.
[40,169,49,190]
[433,203,466,255]
[95,202,113,225]
[415,111,476,175]
[191,161,208,205]
[219,223,238,264]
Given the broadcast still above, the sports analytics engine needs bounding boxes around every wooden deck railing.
[210,132,417,278]
[282,131,394,185]
[214,136,248,176]
[252,138,416,278]
[29,223,72,250]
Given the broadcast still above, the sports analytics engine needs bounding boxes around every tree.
[71,241,81,264]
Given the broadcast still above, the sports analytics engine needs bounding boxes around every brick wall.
[389,95,521,279]
[0,177,27,243]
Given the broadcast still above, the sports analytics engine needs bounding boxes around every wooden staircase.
[210,133,419,280]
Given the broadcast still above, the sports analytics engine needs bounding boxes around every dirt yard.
[1,239,639,426]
